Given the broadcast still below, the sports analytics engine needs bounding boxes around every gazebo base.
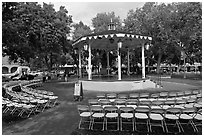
[81,79,159,92]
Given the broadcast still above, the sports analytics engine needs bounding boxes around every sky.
[48,1,145,27]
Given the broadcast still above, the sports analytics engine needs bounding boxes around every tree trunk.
[156,53,162,74]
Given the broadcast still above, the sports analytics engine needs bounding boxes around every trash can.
[73,81,83,101]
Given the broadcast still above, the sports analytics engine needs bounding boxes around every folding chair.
[104,106,119,131]
[149,108,166,133]
[179,107,197,132]
[119,106,134,131]
[163,107,182,133]
[150,93,160,100]
[96,93,106,100]
[134,106,150,132]
[191,109,202,132]
[150,100,164,109]
[129,93,140,99]
[114,99,126,109]
[168,92,177,99]
[99,99,111,108]
[159,92,168,99]
[90,105,105,130]
[117,94,128,99]
[139,92,150,99]
[126,99,138,109]
[77,105,92,129]
[106,93,117,102]
[88,99,99,106]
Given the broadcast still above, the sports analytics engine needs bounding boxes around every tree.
[72,21,92,40]
[92,11,122,32]
[124,2,202,74]
[2,2,73,71]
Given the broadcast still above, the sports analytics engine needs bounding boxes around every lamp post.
[180,42,186,79]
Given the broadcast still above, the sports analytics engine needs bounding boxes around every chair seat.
[80,112,92,117]
[173,105,185,109]
[150,113,164,120]
[106,113,118,118]
[164,114,179,120]
[180,114,193,120]
[193,114,202,120]
[23,105,35,109]
[194,103,202,108]
[37,100,48,103]
[116,105,126,108]
[121,113,134,118]
[184,103,194,108]
[135,113,148,119]
[150,106,162,109]
[162,105,171,109]
[92,113,105,118]
[126,105,137,109]
[49,96,58,100]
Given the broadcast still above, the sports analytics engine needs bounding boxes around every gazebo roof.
[72,30,152,50]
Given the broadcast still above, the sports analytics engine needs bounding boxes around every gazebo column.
[118,42,122,80]
[107,51,110,75]
[142,43,146,79]
[88,44,92,80]
[78,48,82,79]
[127,48,130,75]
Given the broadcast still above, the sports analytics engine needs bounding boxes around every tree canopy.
[2,2,73,70]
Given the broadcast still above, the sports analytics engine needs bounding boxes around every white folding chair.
[104,106,119,131]
[77,105,92,129]
[119,106,134,131]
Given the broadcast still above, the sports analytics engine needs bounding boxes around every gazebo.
[72,21,152,80]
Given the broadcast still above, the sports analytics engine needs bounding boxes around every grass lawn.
[2,77,202,135]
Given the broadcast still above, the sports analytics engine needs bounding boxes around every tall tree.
[124,2,202,73]
[72,21,92,40]
[92,11,122,32]
[2,2,73,70]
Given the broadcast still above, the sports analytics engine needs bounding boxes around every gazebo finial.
[108,18,116,30]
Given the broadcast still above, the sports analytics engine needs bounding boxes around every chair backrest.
[114,99,126,105]
[96,93,106,99]
[129,93,140,99]
[135,106,150,113]
[88,99,99,106]
[165,107,181,115]
[151,100,164,106]
[181,107,197,114]
[159,92,168,98]
[77,105,90,113]
[140,92,150,98]
[107,93,117,99]
[150,93,160,99]
[168,92,177,98]
[90,105,104,113]
[120,106,134,113]
[117,94,128,99]
[126,99,138,105]
[104,106,118,113]
[139,100,152,106]
[150,108,165,114]
[99,99,111,106]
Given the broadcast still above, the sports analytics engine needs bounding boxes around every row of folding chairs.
[96,90,202,100]
[77,105,202,133]
[3,84,58,118]
[2,97,42,118]
[88,98,202,110]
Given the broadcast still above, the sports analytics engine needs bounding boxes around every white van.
[2,65,31,80]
